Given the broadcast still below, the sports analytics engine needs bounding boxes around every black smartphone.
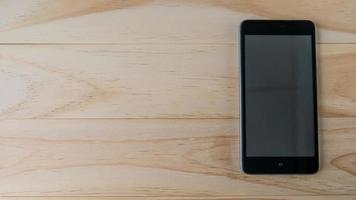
[240,20,319,174]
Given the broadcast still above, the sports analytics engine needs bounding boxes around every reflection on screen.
[245,35,315,157]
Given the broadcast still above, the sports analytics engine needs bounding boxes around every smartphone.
[240,20,319,174]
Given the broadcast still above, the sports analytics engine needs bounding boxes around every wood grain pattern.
[319,44,356,117]
[0,118,354,196]
[0,0,354,199]
[0,44,355,119]
[0,196,356,200]
[0,0,355,43]
[0,44,238,119]
[1,197,356,200]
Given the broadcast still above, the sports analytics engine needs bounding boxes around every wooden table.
[0,0,355,199]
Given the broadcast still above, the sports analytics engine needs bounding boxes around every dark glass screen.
[244,35,315,157]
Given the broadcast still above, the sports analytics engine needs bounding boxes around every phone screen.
[244,35,315,157]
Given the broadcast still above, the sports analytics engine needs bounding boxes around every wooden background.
[0,0,355,199]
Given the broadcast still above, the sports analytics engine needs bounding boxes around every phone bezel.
[240,20,319,174]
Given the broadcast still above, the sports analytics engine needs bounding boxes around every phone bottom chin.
[242,168,319,174]
[242,157,319,174]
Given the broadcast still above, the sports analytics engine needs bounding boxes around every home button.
[277,162,284,167]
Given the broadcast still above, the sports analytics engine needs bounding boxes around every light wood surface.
[0,118,355,196]
[0,0,355,199]
[0,0,355,44]
[0,197,356,200]
[0,44,356,119]
[1,197,356,200]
